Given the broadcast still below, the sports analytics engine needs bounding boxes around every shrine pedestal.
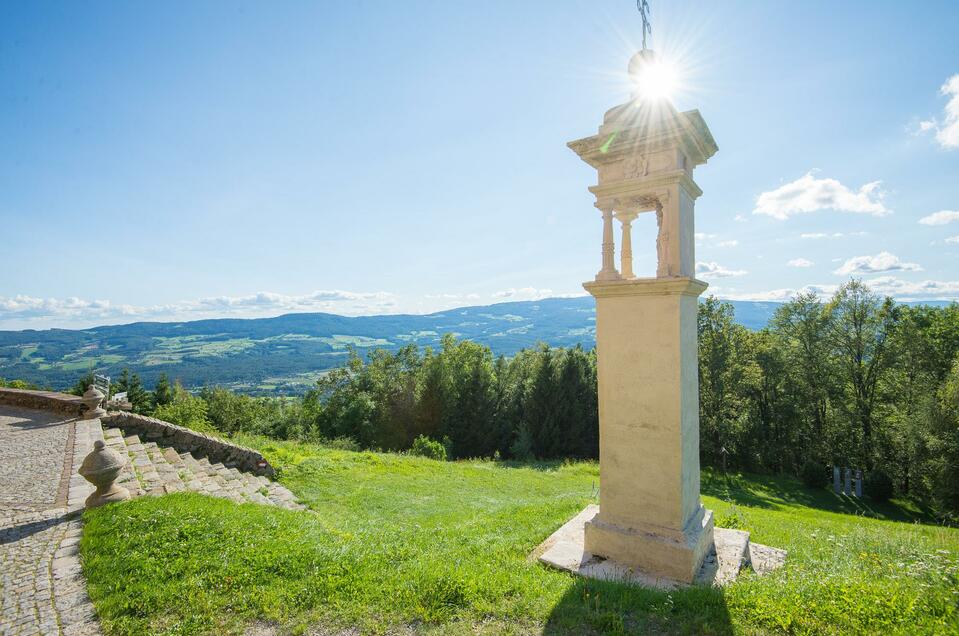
[584,277,711,582]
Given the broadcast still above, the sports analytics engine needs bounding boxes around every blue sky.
[2,0,957,330]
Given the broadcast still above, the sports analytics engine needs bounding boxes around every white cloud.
[491,287,554,301]
[946,235,959,244]
[865,276,959,300]
[734,214,747,222]
[800,231,869,239]
[917,74,959,149]
[833,252,922,276]
[0,289,399,328]
[716,240,739,248]
[754,172,890,220]
[787,258,814,268]
[696,261,747,279]
[424,293,480,301]
[714,284,837,302]
[918,210,959,225]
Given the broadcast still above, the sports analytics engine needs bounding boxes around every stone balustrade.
[0,387,86,416]
[0,387,275,478]
[101,412,275,478]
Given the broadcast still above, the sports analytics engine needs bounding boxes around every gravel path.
[0,407,100,636]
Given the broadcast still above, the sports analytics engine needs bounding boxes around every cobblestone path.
[0,407,100,636]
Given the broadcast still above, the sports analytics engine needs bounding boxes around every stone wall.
[101,412,275,478]
[0,388,86,417]
[0,387,275,478]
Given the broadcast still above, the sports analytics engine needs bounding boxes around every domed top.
[83,384,104,400]
[79,439,126,477]
[628,49,658,80]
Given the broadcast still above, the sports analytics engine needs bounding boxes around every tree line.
[5,280,956,517]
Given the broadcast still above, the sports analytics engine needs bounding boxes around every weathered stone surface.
[103,411,275,477]
[536,505,784,589]
[0,406,102,635]
[0,388,86,417]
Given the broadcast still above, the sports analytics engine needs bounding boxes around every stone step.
[96,425,304,511]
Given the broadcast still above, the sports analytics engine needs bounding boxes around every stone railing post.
[81,383,106,420]
[596,206,620,281]
[615,211,638,279]
[78,440,130,508]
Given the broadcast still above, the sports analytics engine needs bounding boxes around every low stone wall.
[101,412,275,478]
[0,387,86,417]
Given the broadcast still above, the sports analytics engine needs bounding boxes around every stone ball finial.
[78,439,129,508]
[628,48,658,79]
[81,383,106,420]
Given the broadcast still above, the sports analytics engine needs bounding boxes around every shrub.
[867,469,894,502]
[800,461,827,489]
[410,435,447,461]
[153,384,214,433]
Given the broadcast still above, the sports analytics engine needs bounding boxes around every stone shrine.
[536,50,785,587]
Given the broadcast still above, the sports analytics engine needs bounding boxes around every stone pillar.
[844,468,852,496]
[597,207,620,281]
[833,465,841,494]
[855,470,863,497]
[583,276,712,582]
[616,211,637,279]
[561,48,719,584]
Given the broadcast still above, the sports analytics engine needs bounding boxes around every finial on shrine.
[637,0,652,50]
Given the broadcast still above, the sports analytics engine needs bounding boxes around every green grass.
[80,440,959,635]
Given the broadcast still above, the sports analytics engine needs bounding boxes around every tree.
[153,373,174,409]
[697,296,754,469]
[153,382,212,432]
[114,368,150,413]
[825,281,894,469]
[771,292,833,465]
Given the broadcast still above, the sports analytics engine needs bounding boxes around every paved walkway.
[0,406,100,636]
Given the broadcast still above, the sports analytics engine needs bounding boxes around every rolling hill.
[0,297,950,394]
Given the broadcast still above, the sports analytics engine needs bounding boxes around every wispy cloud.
[865,276,959,299]
[918,210,959,225]
[696,261,747,279]
[833,252,922,276]
[0,290,399,328]
[799,231,868,239]
[713,284,838,302]
[716,240,739,248]
[787,258,814,268]
[491,287,555,301]
[917,73,959,149]
[946,235,959,244]
[754,172,889,220]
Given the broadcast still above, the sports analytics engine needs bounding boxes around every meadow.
[80,438,959,635]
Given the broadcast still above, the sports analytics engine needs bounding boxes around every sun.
[628,50,681,102]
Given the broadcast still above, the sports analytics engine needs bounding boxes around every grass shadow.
[544,576,733,635]
[701,469,937,524]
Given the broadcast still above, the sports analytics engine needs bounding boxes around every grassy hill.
[2,298,952,395]
[80,438,959,635]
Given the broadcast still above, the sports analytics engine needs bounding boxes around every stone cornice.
[583,276,708,298]
[589,170,703,203]
[568,107,718,169]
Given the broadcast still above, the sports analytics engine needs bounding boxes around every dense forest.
[4,280,957,518]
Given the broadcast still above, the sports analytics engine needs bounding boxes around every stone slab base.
[536,505,786,589]
[585,506,714,583]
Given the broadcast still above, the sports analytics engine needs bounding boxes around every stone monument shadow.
[542,576,734,635]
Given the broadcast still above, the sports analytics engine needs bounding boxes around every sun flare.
[630,53,681,102]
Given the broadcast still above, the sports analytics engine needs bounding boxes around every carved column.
[616,211,637,279]
[597,207,620,281]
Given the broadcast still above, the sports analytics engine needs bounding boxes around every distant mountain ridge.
[1,297,952,394]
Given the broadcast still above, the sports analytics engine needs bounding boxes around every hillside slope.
[80,439,959,635]
[1,298,951,393]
